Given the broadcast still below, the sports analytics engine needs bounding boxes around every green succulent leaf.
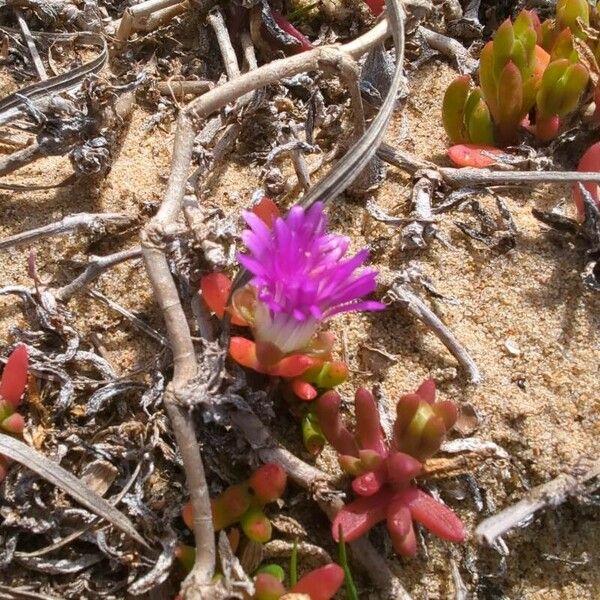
[496,62,524,128]
[479,42,498,116]
[493,19,516,80]
[557,0,590,37]
[557,62,590,115]
[466,98,495,146]
[538,58,571,116]
[442,75,471,144]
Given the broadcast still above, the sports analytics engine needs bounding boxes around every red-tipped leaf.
[354,387,387,456]
[254,573,286,600]
[395,487,466,542]
[290,563,345,600]
[352,467,387,497]
[0,345,28,409]
[386,498,417,556]
[249,463,287,504]
[316,391,359,457]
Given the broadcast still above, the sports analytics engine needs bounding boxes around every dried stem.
[387,280,481,384]
[0,142,47,177]
[55,247,142,303]
[15,8,47,80]
[475,457,600,546]
[156,80,215,100]
[0,212,132,251]
[439,168,600,187]
[207,7,240,80]
[114,0,185,41]
[419,26,478,74]
[378,145,600,187]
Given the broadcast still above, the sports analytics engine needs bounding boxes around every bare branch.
[55,248,142,303]
[387,280,481,384]
[0,212,132,251]
[207,7,240,80]
[475,457,600,546]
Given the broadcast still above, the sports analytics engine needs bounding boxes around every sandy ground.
[0,52,599,599]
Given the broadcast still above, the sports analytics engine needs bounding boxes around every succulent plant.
[442,7,591,156]
[182,463,287,545]
[317,381,466,556]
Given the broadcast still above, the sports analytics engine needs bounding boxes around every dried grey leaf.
[86,381,146,420]
[441,437,509,460]
[127,530,177,595]
[0,435,149,549]
[16,553,103,574]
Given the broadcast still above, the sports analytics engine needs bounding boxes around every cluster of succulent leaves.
[0,345,29,481]
[317,381,466,556]
[443,1,598,150]
[181,463,287,553]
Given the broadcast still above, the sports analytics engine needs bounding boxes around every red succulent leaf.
[394,487,466,543]
[290,563,345,600]
[229,337,267,373]
[352,466,387,497]
[255,572,286,600]
[248,463,287,504]
[269,354,315,378]
[574,141,600,220]
[532,114,560,142]
[433,400,459,430]
[364,0,385,16]
[415,378,436,404]
[270,8,313,53]
[386,498,417,556]
[386,452,422,488]
[1,412,25,434]
[291,378,317,401]
[354,387,387,457]
[200,273,247,326]
[0,345,28,410]
[447,144,509,168]
[331,489,393,542]
[252,196,281,228]
[316,391,359,457]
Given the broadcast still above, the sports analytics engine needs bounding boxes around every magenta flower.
[237,202,384,355]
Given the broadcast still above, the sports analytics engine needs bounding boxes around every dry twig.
[55,247,142,303]
[0,212,132,251]
[386,279,481,383]
[475,457,600,546]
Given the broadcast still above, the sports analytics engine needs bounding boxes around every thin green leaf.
[338,525,359,600]
[290,538,298,587]
[0,434,149,548]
